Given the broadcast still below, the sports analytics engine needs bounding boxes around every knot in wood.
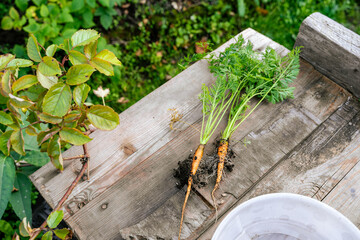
[101,203,108,209]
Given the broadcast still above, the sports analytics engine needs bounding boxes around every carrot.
[178,144,205,240]
[211,139,229,220]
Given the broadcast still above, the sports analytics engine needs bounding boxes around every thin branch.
[37,42,46,52]
[30,144,90,240]
[20,121,44,130]
[63,155,85,161]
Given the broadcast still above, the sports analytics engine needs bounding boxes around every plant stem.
[30,144,90,240]
[63,155,85,161]
[37,42,46,52]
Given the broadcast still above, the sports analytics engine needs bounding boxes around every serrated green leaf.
[9,94,34,108]
[1,70,11,96]
[38,112,62,124]
[43,83,71,117]
[0,130,13,156]
[68,50,88,65]
[0,112,13,126]
[73,83,90,106]
[38,56,61,76]
[0,220,14,236]
[9,173,32,223]
[37,69,58,89]
[54,228,70,239]
[0,54,15,70]
[47,134,63,170]
[95,49,121,66]
[46,44,57,57]
[22,150,50,167]
[12,75,38,93]
[1,16,13,30]
[100,14,112,30]
[26,34,42,62]
[98,0,110,7]
[10,129,25,155]
[41,231,53,240]
[47,210,63,228]
[87,105,119,130]
[7,59,33,68]
[90,58,113,76]
[9,7,19,20]
[37,127,59,146]
[64,111,81,123]
[66,64,95,85]
[60,127,92,145]
[84,40,97,59]
[71,29,100,47]
[0,155,15,219]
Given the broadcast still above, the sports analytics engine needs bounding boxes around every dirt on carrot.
[173,140,234,190]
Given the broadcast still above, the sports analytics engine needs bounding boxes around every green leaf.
[25,125,37,136]
[46,44,57,57]
[64,111,81,123]
[0,155,15,219]
[1,70,11,96]
[26,34,42,62]
[86,0,96,8]
[73,83,90,106]
[22,150,50,167]
[37,69,58,89]
[11,129,25,155]
[90,58,113,76]
[43,83,71,117]
[9,94,34,109]
[98,0,110,7]
[71,29,100,47]
[66,64,95,85]
[68,50,88,65]
[47,134,63,170]
[100,14,112,30]
[237,0,246,17]
[38,112,62,124]
[12,75,38,93]
[71,0,84,12]
[84,40,97,59]
[54,228,70,239]
[1,16,13,30]
[9,173,32,223]
[47,210,64,228]
[15,0,28,11]
[0,54,15,70]
[9,7,19,20]
[95,49,121,66]
[40,4,49,17]
[7,59,33,68]
[87,105,119,130]
[58,11,73,23]
[60,127,92,145]
[0,220,14,236]
[19,218,30,237]
[0,130,13,156]
[41,231,53,240]
[38,56,61,76]
[0,112,14,125]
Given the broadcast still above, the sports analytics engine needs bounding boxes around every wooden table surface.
[31,16,360,240]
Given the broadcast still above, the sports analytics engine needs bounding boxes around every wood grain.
[294,12,360,98]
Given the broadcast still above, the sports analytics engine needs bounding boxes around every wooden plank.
[199,97,360,239]
[113,63,350,239]
[294,12,360,98]
[29,28,289,240]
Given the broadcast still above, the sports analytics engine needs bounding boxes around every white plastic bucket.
[212,193,360,240]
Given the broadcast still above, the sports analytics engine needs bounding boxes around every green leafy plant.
[0,28,120,239]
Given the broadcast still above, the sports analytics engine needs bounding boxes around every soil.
[173,140,235,189]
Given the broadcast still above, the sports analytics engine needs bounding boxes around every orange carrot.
[211,139,229,220]
[178,144,205,240]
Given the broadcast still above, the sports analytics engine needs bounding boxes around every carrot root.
[211,139,229,221]
[178,144,205,240]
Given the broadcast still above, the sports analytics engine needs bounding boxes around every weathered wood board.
[31,12,360,240]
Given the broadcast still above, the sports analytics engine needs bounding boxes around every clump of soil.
[174,140,234,189]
